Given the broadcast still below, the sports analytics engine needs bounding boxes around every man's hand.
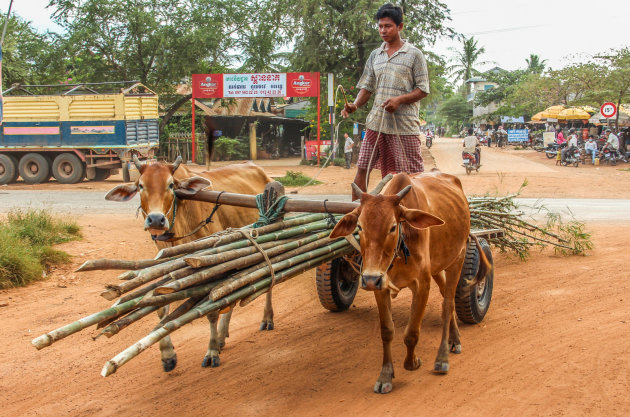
[382,97,401,113]
[341,103,357,118]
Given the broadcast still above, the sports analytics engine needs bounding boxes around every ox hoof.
[404,356,422,371]
[259,320,274,331]
[162,354,177,372]
[373,381,393,394]
[201,355,221,368]
[433,361,449,374]
[450,343,462,354]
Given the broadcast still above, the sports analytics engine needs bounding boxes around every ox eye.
[168,183,174,190]
[138,184,144,191]
[357,225,362,231]
[389,225,396,233]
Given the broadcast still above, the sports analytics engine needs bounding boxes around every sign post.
[191,72,320,164]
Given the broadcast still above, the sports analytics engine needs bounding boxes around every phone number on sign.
[226,90,284,96]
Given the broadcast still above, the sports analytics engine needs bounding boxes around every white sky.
[12,0,630,73]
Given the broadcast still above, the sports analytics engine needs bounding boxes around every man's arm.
[341,88,372,118]
[382,88,427,113]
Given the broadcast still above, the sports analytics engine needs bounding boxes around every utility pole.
[327,73,334,159]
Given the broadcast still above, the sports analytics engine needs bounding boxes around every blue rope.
[253,194,289,228]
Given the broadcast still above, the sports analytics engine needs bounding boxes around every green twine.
[253,194,289,228]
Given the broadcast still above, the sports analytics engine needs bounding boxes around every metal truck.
[0,81,159,185]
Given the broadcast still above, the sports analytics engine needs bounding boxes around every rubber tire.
[546,152,556,159]
[122,163,131,182]
[0,154,19,185]
[52,153,85,184]
[455,238,493,324]
[465,166,471,175]
[92,168,111,181]
[316,256,360,312]
[18,153,51,184]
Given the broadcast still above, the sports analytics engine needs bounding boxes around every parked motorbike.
[462,148,481,175]
[545,142,566,159]
[599,148,628,166]
[560,147,581,167]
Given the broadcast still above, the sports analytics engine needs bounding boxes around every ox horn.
[132,155,143,171]
[351,182,364,198]
[395,185,412,202]
[171,155,182,173]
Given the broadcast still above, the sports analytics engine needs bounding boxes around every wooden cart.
[177,184,503,325]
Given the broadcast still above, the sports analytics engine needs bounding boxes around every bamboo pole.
[153,221,336,294]
[75,257,174,272]
[116,277,172,304]
[32,297,142,350]
[136,280,222,308]
[97,305,161,339]
[101,246,353,377]
[154,213,328,259]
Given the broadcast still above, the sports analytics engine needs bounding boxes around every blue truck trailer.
[0,81,159,184]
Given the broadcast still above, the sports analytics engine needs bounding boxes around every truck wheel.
[18,153,51,184]
[0,154,19,184]
[455,238,493,324]
[52,153,85,184]
[316,256,360,312]
[92,168,111,181]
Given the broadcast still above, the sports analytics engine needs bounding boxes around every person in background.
[584,135,598,164]
[601,128,619,155]
[343,132,354,169]
[463,127,481,165]
[561,128,578,163]
[556,129,566,145]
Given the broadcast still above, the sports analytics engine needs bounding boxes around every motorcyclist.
[561,128,578,163]
[463,127,481,166]
[601,128,620,156]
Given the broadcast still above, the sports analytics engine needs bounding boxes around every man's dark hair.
[375,3,403,25]
[468,127,474,135]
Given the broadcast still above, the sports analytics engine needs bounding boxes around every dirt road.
[2,145,630,416]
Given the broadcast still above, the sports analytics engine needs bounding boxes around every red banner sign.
[193,72,319,98]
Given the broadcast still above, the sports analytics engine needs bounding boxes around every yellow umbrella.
[543,105,566,116]
[580,105,597,114]
[531,112,546,121]
[557,107,591,120]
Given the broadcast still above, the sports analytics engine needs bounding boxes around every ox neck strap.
[387,223,409,271]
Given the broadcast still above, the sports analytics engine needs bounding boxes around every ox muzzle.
[361,273,384,291]
[144,212,169,232]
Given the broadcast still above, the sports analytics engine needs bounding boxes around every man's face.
[378,17,402,43]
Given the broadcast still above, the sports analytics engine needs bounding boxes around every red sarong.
[357,129,424,177]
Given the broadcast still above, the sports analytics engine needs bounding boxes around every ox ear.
[105,184,138,202]
[400,207,444,229]
[175,176,212,196]
[330,210,359,239]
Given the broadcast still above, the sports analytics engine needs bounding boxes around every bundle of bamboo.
[32,212,357,377]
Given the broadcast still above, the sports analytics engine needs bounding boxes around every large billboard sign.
[192,72,319,98]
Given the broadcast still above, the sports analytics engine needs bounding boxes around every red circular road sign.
[601,102,617,118]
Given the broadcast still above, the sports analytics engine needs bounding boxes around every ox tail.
[469,233,492,286]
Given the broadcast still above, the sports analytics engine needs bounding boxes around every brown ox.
[330,171,490,394]
[106,157,272,371]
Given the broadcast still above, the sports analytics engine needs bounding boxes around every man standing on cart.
[341,3,430,199]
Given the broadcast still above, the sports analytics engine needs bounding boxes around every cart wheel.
[455,238,493,324]
[316,256,360,312]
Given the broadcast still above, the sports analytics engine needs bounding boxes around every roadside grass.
[274,170,322,187]
[0,209,81,289]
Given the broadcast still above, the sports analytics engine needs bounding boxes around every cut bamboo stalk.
[97,305,161,339]
[154,213,328,259]
[32,297,142,350]
[211,238,350,300]
[118,270,138,281]
[184,231,330,268]
[136,280,222,308]
[101,246,352,377]
[76,257,174,272]
[117,276,172,304]
[153,221,335,294]
[155,296,208,328]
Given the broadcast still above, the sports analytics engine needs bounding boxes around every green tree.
[0,13,64,87]
[525,54,547,74]
[594,47,630,126]
[437,94,472,133]
[447,36,492,94]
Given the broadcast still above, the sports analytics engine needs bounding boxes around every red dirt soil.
[2,144,630,416]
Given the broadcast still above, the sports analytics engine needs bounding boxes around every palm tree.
[448,36,493,95]
[526,54,547,74]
